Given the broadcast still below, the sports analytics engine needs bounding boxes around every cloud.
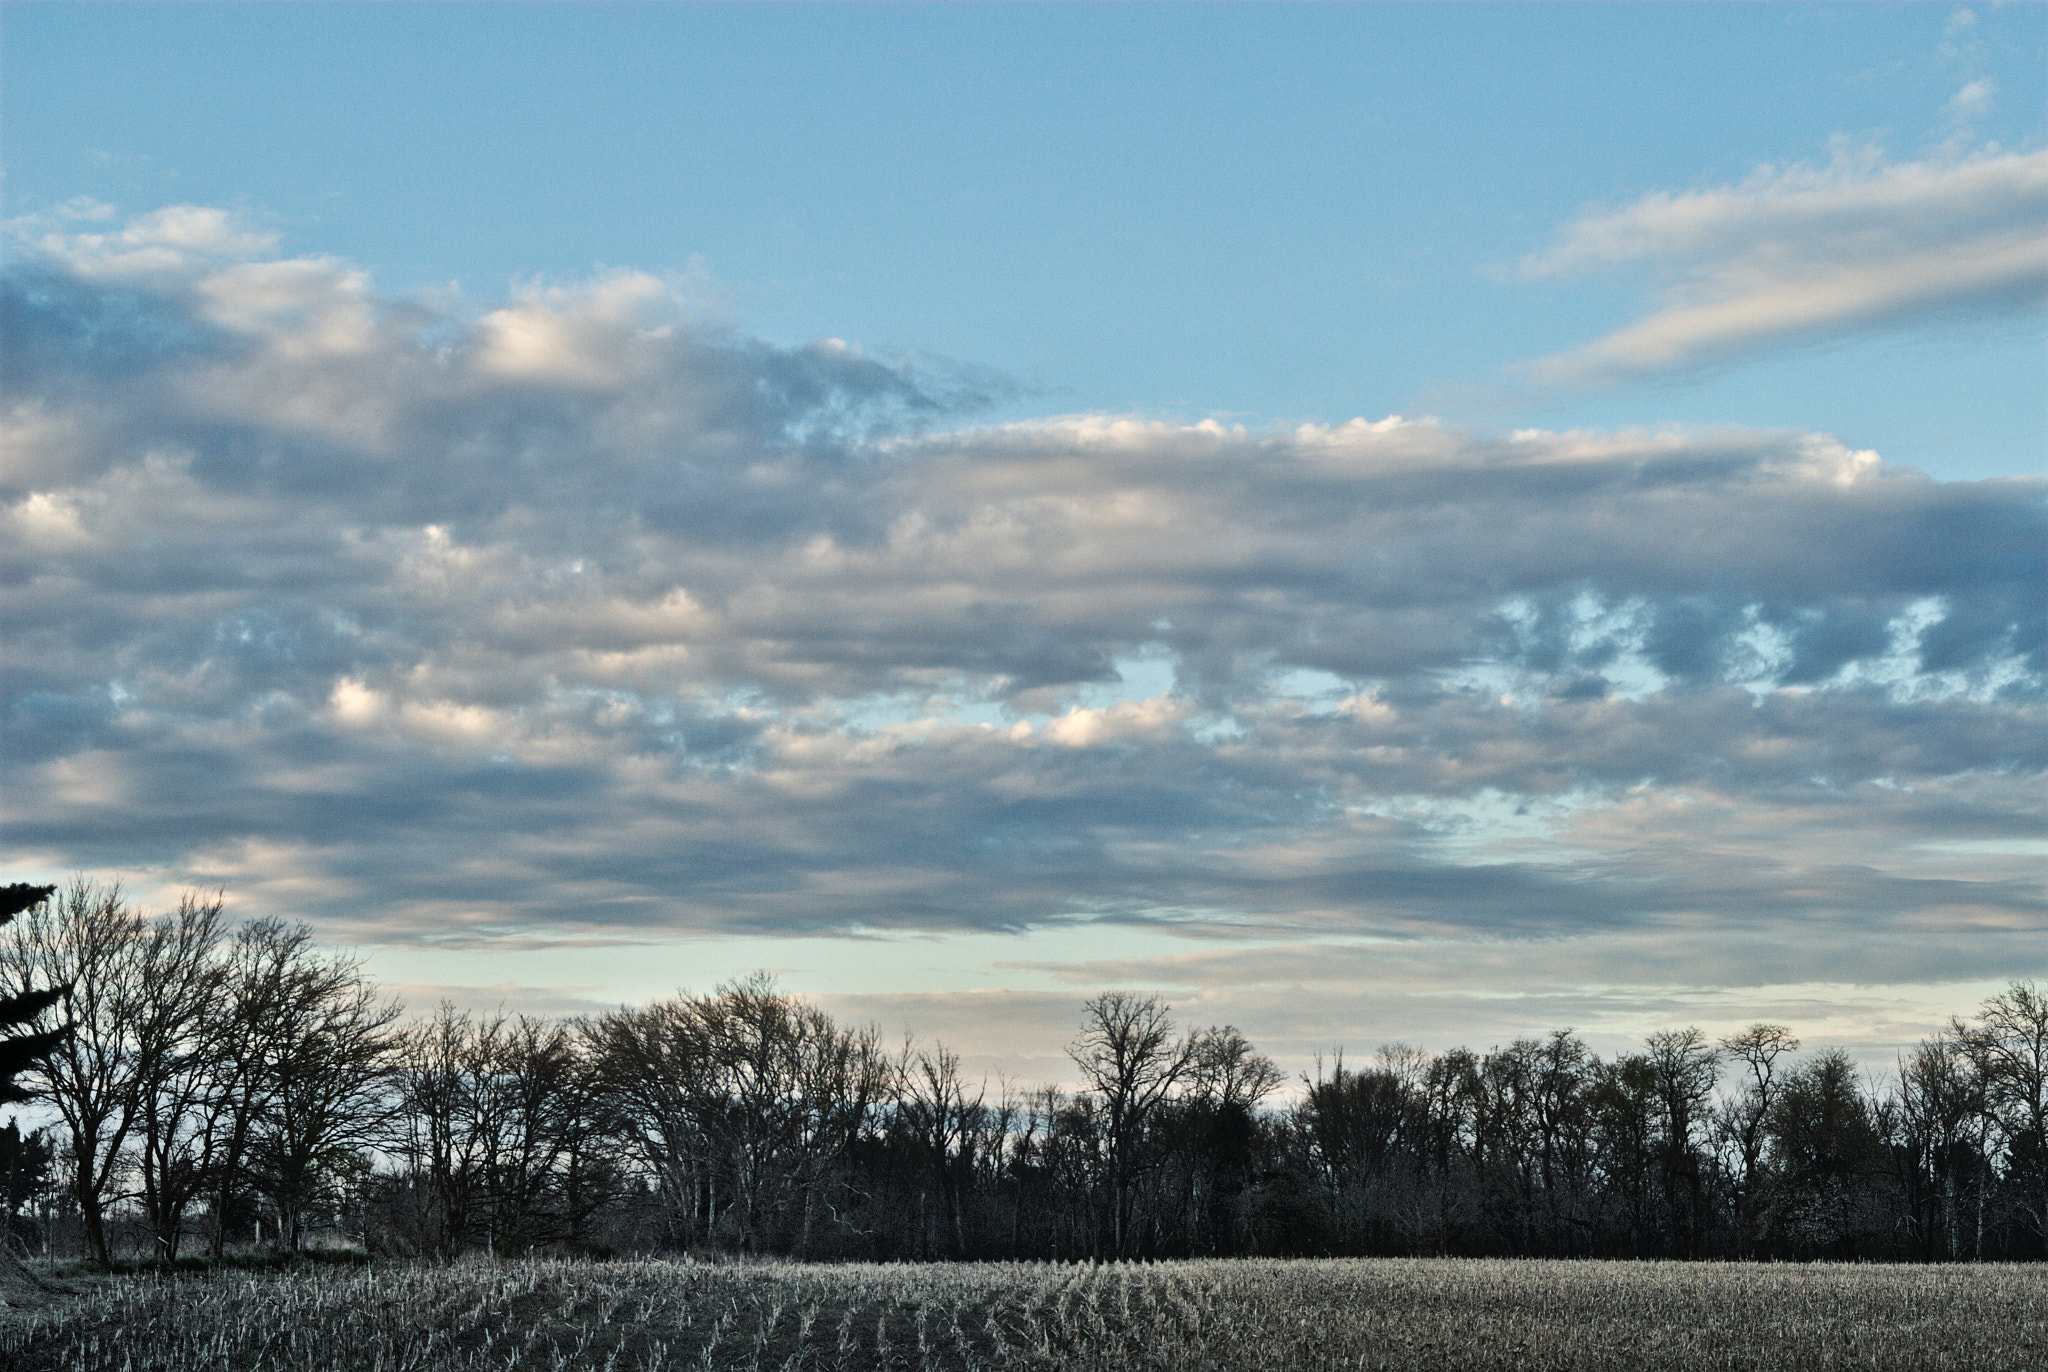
[1945,78,1998,126]
[1518,145,2048,384]
[844,946,2026,1085]
[3,210,2042,1011]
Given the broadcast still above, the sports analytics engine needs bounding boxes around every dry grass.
[3,1255,2042,1371]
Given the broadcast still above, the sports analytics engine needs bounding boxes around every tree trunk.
[0,1145,14,1261]
[73,1158,112,1269]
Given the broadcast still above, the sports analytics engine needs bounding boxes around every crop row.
[5,1256,2043,1371]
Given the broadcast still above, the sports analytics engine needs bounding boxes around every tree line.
[1,878,2042,1267]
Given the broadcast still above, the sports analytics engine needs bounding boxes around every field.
[4,1256,2042,1371]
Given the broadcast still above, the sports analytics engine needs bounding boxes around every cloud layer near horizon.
[4,211,2043,1006]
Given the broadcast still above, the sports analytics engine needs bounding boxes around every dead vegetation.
[3,1255,2042,1371]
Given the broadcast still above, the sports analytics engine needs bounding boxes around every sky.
[3,2,2044,1089]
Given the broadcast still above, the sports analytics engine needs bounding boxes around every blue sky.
[10,3,2043,474]
[3,3,2043,1083]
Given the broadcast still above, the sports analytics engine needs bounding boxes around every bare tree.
[1529,1030,1598,1250]
[1890,1030,1991,1260]
[1644,1027,1719,1255]
[245,939,399,1252]
[1176,1026,1280,1253]
[587,997,714,1248]
[389,1006,584,1257]
[1960,980,2048,1251]
[388,1003,489,1256]
[898,1040,985,1257]
[1187,1025,1283,1111]
[592,976,889,1256]
[0,878,147,1268]
[1766,1049,1888,1257]
[691,976,812,1253]
[1717,1023,1798,1254]
[482,1016,582,1254]
[198,920,316,1257]
[797,1014,891,1258]
[1068,991,1193,1257]
[130,893,228,1260]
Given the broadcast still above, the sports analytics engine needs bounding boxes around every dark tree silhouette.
[0,885,67,1105]
[0,882,67,1294]
[2,881,2044,1266]
[1069,991,1193,1257]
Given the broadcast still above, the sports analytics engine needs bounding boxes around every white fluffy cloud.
[3,210,2042,1025]
[1520,145,2048,383]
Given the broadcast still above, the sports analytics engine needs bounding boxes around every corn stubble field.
[4,1257,2042,1372]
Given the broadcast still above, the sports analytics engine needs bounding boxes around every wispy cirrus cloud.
[1519,144,2048,385]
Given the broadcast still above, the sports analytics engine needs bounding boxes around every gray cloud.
[3,210,2042,998]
